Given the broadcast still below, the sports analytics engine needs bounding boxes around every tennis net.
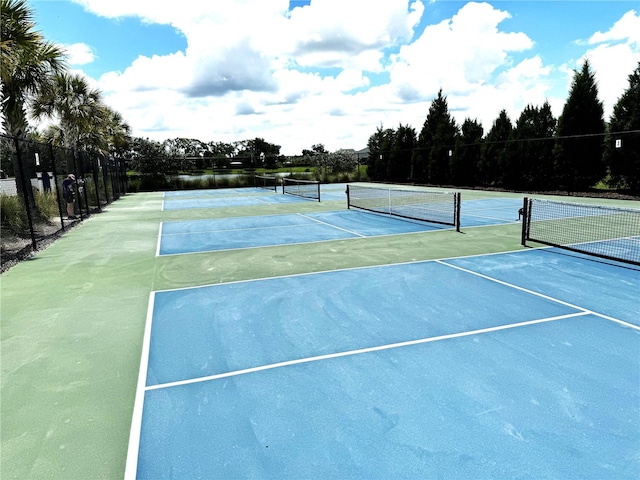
[255,175,278,191]
[346,184,461,230]
[282,178,321,202]
[521,198,640,265]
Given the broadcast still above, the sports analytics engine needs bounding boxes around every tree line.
[367,60,640,193]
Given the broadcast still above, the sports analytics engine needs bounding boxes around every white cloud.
[64,43,95,65]
[287,0,424,70]
[584,43,640,117]
[589,10,640,47]
[99,52,189,93]
[389,2,534,102]
[582,10,640,119]
[72,1,640,154]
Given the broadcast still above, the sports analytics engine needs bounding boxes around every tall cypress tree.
[605,62,640,192]
[554,59,606,191]
[414,89,458,185]
[366,125,395,181]
[480,110,512,187]
[389,123,416,182]
[509,102,556,190]
[452,118,483,187]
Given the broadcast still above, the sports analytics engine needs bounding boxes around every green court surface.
[0,186,637,479]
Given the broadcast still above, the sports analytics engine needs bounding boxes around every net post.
[520,197,528,246]
[455,192,461,232]
[346,185,351,209]
[316,181,321,202]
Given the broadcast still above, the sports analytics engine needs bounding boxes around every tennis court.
[157,194,522,255]
[2,183,639,479]
[127,248,639,479]
[158,210,453,255]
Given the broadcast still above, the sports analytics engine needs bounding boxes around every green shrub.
[34,190,59,221]
[0,195,29,234]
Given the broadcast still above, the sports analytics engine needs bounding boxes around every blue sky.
[30,0,640,155]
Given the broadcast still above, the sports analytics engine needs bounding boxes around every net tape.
[524,198,640,265]
[347,185,460,228]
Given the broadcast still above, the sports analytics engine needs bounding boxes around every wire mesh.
[347,184,460,229]
[523,198,640,265]
[282,178,321,201]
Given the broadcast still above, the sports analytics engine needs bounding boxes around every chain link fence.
[1,134,127,271]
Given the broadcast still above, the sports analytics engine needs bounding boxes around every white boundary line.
[146,312,589,392]
[155,223,163,257]
[124,292,156,480]
[297,213,366,237]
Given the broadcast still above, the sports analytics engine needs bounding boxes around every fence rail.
[0,134,127,270]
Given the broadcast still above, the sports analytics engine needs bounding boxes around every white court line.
[155,223,163,257]
[297,213,367,237]
[124,292,156,480]
[146,311,589,392]
[463,212,519,222]
[436,259,640,331]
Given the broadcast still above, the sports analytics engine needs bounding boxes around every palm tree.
[37,84,131,156]
[1,0,66,199]
[102,106,131,157]
[32,72,103,150]
[1,0,65,135]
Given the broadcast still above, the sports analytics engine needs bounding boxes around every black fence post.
[12,137,37,250]
[48,142,65,232]
[101,155,110,204]
[121,158,128,195]
[71,149,85,220]
[91,153,101,212]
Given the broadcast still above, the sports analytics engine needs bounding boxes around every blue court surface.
[126,249,640,479]
[158,210,449,255]
[162,184,347,209]
[164,188,260,197]
[163,190,306,210]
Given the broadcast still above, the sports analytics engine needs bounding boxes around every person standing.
[62,174,76,219]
